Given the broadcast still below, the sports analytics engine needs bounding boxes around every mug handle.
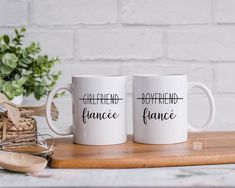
[188,82,216,132]
[46,84,73,135]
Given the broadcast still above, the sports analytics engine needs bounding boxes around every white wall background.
[1,0,235,135]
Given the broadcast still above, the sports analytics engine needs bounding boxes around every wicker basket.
[0,94,58,148]
[0,114,37,147]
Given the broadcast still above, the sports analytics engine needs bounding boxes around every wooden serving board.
[49,132,235,168]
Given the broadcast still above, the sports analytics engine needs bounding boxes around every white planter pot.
[10,95,23,105]
[23,96,46,106]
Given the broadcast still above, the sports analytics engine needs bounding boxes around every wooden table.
[2,103,234,187]
[1,164,235,187]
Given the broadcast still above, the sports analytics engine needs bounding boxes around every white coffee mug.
[46,75,127,145]
[133,74,215,144]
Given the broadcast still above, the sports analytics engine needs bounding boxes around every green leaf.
[3,82,14,99]
[22,58,32,64]
[1,44,9,51]
[34,67,41,75]
[14,74,20,80]
[18,76,27,85]
[20,27,26,32]
[18,61,28,68]
[3,35,10,44]
[14,29,19,35]
[12,81,20,88]
[0,64,13,74]
[37,55,44,65]
[34,88,41,100]
[2,53,18,68]
[0,27,61,100]
[14,87,24,96]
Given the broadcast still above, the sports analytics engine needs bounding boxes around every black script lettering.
[82,108,119,124]
[142,108,177,125]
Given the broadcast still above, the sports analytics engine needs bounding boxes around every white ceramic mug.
[133,74,215,144]
[46,75,127,145]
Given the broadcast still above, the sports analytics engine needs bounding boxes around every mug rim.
[72,74,126,78]
[133,74,187,78]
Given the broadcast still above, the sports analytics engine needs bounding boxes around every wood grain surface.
[49,132,235,168]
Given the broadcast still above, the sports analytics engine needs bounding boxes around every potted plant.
[0,28,61,104]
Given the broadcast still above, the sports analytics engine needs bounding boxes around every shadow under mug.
[46,75,127,145]
[133,74,216,144]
